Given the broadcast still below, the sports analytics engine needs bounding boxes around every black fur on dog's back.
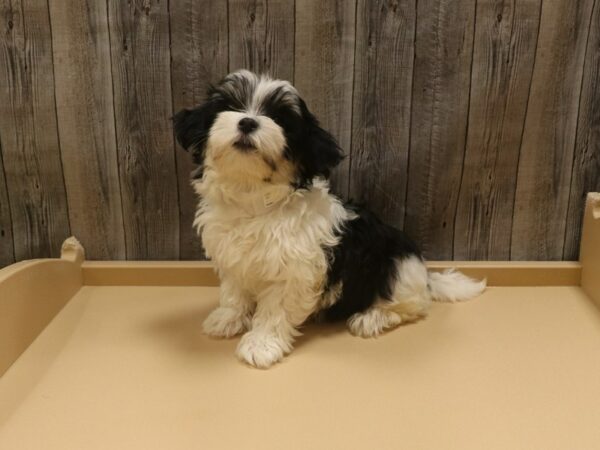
[322,204,422,322]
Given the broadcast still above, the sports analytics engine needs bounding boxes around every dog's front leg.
[236,280,318,369]
[203,276,253,338]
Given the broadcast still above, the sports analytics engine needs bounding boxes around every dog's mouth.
[233,136,256,151]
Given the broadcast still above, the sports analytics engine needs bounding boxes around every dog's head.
[173,70,343,188]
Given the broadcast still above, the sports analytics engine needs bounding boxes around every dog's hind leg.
[347,256,432,338]
[347,296,429,338]
[347,304,403,338]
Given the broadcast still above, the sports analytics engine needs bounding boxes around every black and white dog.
[174,70,485,368]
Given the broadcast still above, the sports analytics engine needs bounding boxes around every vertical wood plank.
[228,0,295,81]
[108,0,179,259]
[348,0,416,227]
[564,0,600,260]
[0,143,14,267]
[294,0,356,197]
[0,0,70,261]
[511,0,595,260]
[404,0,476,259]
[49,0,125,260]
[170,0,228,260]
[453,0,541,260]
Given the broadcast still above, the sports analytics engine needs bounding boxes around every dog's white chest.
[201,210,319,284]
[197,187,346,290]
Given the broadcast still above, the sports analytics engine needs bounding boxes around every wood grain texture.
[294,0,356,197]
[0,0,70,261]
[108,0,179,259]
[348,0,415,227]
[0,1,597,264]
[170,0,228,260]
[453,0,541,260]
[0,143,14,267]
[564,0,600,260]
[511,0,595,260]
[229,0,295,81]
[49,0,125,260]
[404,0,476,260]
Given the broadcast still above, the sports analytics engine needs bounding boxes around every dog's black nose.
[238,117,258,134]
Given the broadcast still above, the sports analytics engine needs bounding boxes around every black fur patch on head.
[173,92,227,178]
[322,204,422,322]
[266,97,344,188]
[174,70,344,187]
[218,70,258,110]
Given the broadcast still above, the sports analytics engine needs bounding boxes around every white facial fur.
[204,109,293,188]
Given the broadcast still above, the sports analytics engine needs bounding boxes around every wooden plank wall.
[564,0,600,260]
[511,0,595,260]
[0,0,598,266]
[0,0,71,264]
[405,0,476,260]
[49,0,126,260]
[454,0,541,260]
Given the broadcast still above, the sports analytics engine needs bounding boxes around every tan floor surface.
[1,286,600,450]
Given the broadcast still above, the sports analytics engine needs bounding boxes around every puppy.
[174,70,485,369]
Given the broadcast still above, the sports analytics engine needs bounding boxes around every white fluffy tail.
[428,269,486,302]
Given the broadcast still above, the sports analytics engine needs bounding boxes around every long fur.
[174,70,486,368]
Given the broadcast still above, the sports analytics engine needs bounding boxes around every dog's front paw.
[202,307,247,338]
[236,331,285,369]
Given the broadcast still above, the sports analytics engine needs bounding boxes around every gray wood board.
[349,0,416,228]
[0,141,14,266]
[510,0,594,260]
[454,0,542,260]
[229,0,295,81]
[49,0,126,260]
[404,0,476,260]
[564,0,600,260]
[0,0,70,260]
[108,0,179,259]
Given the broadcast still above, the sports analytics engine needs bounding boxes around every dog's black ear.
[173,97,222,171]
[296,98,344,185]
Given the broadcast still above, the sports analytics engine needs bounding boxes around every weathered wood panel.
[404,0,476,260]
[229,0,295,81]
[564,0,600,260]
[0,1,597,266]
[294,0,356,197]
[0,0,70,260]
[170,0,228,260]
[348,0,415,227]
[453,0,541,260]
[49,0,125,260]
[108,0,179,259]
[0,145,14,266]
[511,0,595,260]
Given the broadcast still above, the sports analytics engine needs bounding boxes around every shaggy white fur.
[347,257,486,338]
[195,158,351,367]
[190,79,360,367]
